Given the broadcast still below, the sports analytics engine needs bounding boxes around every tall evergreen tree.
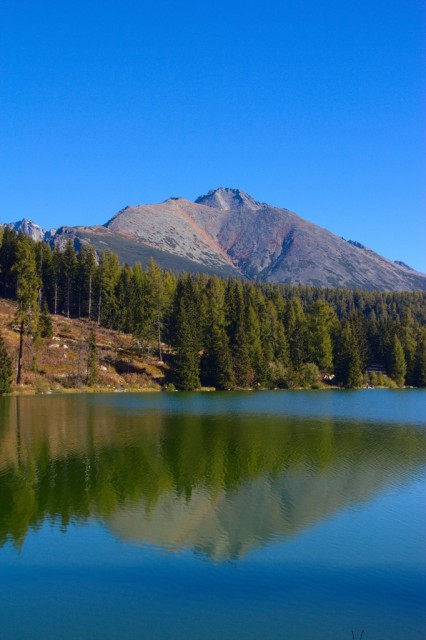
[170,277,201,390]
[0,331,13,394]
[0,227,18,299]
[35,241,52,310]
[200,278,235,390]
[225,281,253,387]
[146,258,170,362]
[387,334,407,387]
[308,300,336,373]
[412,330,426,388]
[96,250,120,328]
[51,247,62,315]
[13,234,41,384]
[285,297,308,368]
[77,244,97,320]
[39,301,53,338]
[334,321,363,388]
[61,240,78,318]
[115,264,133,332]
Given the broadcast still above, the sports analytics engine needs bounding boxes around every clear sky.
[1,0,425,272]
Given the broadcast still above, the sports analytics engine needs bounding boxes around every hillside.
[0,299,166,393]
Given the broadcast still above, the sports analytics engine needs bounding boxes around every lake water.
[0,391,425,639]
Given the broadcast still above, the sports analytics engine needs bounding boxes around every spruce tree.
[308,300,336,373]
[226,282,253,387]
[412,330,426,387]
[96,250,120,328]
[334,321,363,388]
[146,258,170,362]
[200,278,235,390]
[0,227,18,299]
[170,278,201,390]
[285,297,308,368]
[77,244,97,320]
[61,240,78,318]
[0,331,13,394]
[201,324,235,390]
[388,334,407,387]
[39,301,53,338]
[13,234,41,384]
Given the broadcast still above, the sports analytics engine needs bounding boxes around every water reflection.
[1,394,425,560]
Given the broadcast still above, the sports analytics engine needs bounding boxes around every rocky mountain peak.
[195,187,262,211]
[1,218,47,242]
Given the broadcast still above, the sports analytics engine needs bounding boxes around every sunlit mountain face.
[3,187,426,289]
[1,394,425,560]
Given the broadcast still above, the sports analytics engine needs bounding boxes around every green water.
[0,391,425,639]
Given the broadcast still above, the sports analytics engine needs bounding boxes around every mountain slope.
[2,188,425,290]
[104,188,426,290]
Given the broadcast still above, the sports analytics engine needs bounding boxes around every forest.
[0,227,425,391]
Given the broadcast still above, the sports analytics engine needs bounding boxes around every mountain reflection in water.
[0,394,425,560]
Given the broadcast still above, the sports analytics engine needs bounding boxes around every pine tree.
[0,331,13,394]
[39,301,53,338]
[87,329,98,386]
[226,282,253,387]
[308,300,336,373]
[115,264,133,332]
[96,250,120,328]
[61,240,78,318]
[334,321,363,388]
[51,247,62,315]
[13,234,41,384]
[412,330,426,388]
[388,334,407,387]
[35,241,52,311]
[200,278,235,389]
[285,297,308,368]
[0,227,18,299]
[77,244,97,320]
[170,277,201,390]
[146,258,170,362]
[201,324,235,390]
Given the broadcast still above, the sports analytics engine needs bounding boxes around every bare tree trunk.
[88,273,92,321]
[157,311,163,362]
[67,279,70,318]
[16,320,24,384]
[54,282,58,315]
[97,284,102,326]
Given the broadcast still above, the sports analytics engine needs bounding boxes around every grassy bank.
[0,299,166,394]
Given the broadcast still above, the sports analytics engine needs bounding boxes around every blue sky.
[1,0,425,272]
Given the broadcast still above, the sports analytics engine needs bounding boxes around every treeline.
[0,227,425,390]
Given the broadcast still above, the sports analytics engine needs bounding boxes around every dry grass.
[0,299,166,393]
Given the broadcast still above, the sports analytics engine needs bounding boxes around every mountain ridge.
[1,187,425,291]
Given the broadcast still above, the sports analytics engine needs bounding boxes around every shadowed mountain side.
[49,224,241,278]
[1,395,425,557]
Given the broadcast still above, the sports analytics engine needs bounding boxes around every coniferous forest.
[0,227,425,391]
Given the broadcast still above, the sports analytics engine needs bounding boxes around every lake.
[0,391,425,639]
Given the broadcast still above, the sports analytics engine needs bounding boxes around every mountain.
[2,187,426,290]
[102,187,426,290]
[1,218,51,243]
